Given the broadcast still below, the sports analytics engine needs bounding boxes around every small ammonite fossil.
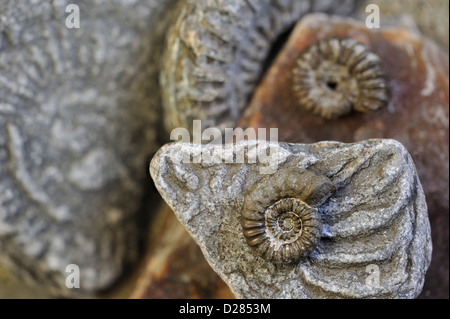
[292,38,389,120]
[241,168,335,264]
[242,198,322,264]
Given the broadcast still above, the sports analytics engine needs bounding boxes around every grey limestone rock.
[0,0,176,295]
[150,139,432,298]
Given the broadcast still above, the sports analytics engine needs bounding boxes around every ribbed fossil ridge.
[160,0,362,132]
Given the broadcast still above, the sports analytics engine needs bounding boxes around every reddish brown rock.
[240,14,449,299]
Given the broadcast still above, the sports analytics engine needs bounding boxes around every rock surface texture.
[131,203,234,299]
[151,140,432,298]
[0,0,176,295]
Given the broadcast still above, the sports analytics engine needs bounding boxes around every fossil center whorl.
[275,211,300,234]
[292,38,389,120]
[266,199,304,242]
[241,168,335,265]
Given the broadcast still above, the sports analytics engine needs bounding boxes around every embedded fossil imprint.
[0,0,178,296]
[292,38,389,119]
[243,197,323,265]
[241,169,334,264]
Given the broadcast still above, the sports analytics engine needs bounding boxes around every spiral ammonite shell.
[243,198,322,264]
[241,168,335,264]
[292,38,389,120]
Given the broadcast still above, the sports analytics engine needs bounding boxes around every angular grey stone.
[0,0,176,295]
[150,139,432,298]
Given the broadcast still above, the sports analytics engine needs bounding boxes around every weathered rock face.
[0,0,176,295]
[151,140,432,298]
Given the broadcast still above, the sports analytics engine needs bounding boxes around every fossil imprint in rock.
[292,38,389,119]
[160,0,362,133]
[150,139,432,298]
[241,169,334,265]
[0,0,176,295]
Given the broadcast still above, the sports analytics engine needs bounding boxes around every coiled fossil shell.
[161,0,362,132]
[292,38,389,119]
[242,169,335,264]
[245,198,322,264]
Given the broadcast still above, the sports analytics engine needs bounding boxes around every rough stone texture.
[0,0,177,295]
[131,202,234,299]
[291,38,389,120]
[239,13,448,298]
[160,0,362,134]
[151,140,432,298]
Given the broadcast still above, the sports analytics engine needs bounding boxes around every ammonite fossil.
[160,0,362,132]
[150,139,432,298]
[292,38,389,119]
[241,169,335,264]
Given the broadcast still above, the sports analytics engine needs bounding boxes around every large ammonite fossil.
[160,0,362,132]
[292,38,389,120]
[241,168,335,264]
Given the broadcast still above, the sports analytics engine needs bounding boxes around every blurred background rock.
[365,0,449,51]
